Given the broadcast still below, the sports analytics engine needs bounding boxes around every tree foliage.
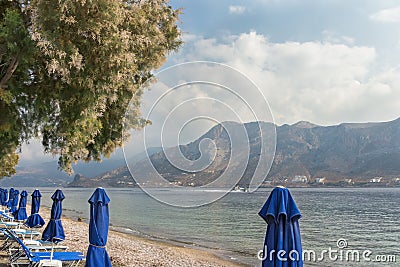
[0,0,181,176]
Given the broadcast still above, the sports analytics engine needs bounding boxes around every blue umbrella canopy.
[7,188,14,209]
[259,187,303,267]
[42,189,65,243]
[4,189,9,207]
[85,187,111,267]
[0,188,7,206]
[14,190,28,220]
[25,189,45,228]
[10,189,19,214]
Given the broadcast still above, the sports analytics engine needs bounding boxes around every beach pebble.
[33,205,242,267]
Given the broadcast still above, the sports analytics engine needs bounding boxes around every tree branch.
[0,57,19,89]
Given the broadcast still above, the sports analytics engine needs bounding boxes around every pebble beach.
[1,205,245,267]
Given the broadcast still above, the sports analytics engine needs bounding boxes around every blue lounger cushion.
[29,251,85,262]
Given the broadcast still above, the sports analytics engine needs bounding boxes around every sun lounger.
[2,229,83,266]
[0,211,16,221]
[13,228,41,240]
[0,227,40,249]
[26,245,68,252]
[10,244,84,267]
[0,228,67,253]
[0,221,21,231]
[2,229,81,267]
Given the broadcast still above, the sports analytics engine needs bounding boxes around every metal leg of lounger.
[0,237,11,251]
[66,260,81,267]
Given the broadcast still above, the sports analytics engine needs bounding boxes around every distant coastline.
[4,118,400,189]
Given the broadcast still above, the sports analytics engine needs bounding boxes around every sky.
[20,0,400,164]
[165,0,400,125]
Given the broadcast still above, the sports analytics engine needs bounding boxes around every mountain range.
[67,117,400,187]
[0,147,161,187]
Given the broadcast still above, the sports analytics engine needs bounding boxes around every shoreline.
[108,225,254,266]
[37,205,249,267]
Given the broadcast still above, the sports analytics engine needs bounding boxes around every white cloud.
[322,30,355,45]
[166,31,400,126]
[370,6,400,22]
[229,5,246,14]
[19,139,54,163]
[136,60,274,148]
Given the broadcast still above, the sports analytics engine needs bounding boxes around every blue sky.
[170,0,400,57]
[20,0,400,164]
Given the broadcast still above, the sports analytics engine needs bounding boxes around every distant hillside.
[68,117,400,187]
[67,167,134,188]
[270,118,400,181]
[0,160,73,187]
[0,147,160,187]
[66,147,162,187]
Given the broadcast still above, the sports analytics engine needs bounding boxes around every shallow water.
[31,187,400,266]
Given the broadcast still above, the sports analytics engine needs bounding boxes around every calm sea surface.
[31,187,400,266]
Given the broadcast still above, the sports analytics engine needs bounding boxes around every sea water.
[34,187,400,266]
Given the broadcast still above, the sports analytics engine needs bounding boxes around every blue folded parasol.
[25,189,45,228]
[85,187,112,267]
[259,186,303,267]
[42,189,65,243]
[14,190,28,221]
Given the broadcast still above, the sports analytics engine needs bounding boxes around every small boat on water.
[232,186,249,193]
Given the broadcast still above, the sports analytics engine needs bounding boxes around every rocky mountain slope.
[71,117,400,187]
